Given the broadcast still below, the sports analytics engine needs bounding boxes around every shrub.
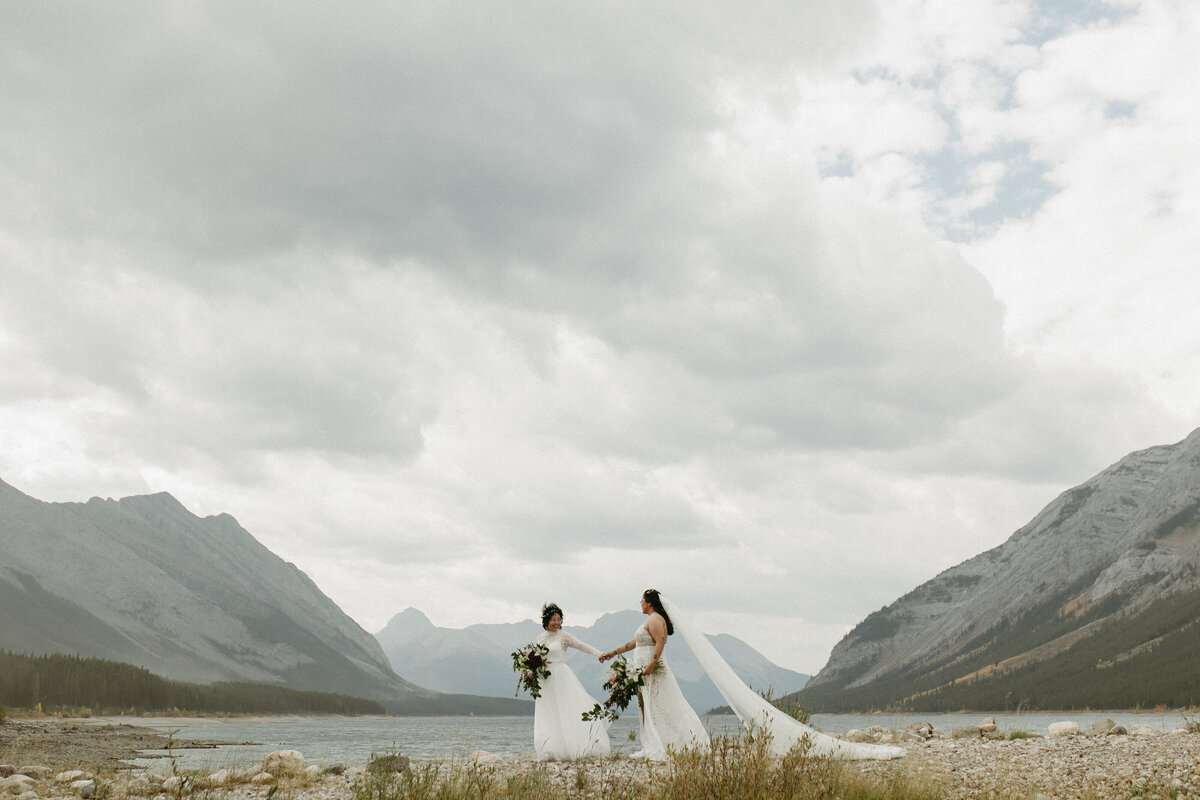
[350,736,946,800]
[756,686,813,724]
[659,735,942,800]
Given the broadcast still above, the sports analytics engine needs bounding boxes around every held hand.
[642,663,654,677]
[599,651,613,662]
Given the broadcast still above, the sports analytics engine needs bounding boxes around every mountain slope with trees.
[800,428,1200,711]
[0,479,526,715]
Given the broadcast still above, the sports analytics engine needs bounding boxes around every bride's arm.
[562,632,602,658]
[599,637,637,662]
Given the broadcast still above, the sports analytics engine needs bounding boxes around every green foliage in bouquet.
[511,643,551,698]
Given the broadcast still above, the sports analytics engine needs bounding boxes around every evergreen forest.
[799,583,1200,712]
[0,649,385,715]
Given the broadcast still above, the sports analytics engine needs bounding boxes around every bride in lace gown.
[601,589,708,759]
[533,603,611,760]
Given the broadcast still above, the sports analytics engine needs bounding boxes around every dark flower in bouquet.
[511,642,551,698]
[582,657,660,722]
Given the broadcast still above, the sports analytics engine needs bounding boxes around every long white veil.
[659,595,904,760]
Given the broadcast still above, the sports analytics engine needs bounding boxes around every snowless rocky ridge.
[808,427,1200,692]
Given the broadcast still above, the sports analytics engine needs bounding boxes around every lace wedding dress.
[659,595,904,760]
[629,622,709,759]
[533,630,611,760]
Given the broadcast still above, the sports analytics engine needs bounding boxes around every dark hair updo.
[642,589,673,635]
[541,602,564,630]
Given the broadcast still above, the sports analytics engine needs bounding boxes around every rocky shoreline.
[5,717,1200,799]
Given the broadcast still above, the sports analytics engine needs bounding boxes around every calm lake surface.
[97,709,1196,770]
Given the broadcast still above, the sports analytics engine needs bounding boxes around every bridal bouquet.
[582,657,659,722]
[511,642,551,698]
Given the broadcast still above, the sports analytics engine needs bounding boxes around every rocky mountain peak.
[801,427,1200,711]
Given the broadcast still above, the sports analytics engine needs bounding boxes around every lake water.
[94,709,1197,770]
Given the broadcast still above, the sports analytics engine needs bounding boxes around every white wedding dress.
[533,630,611,760]
[659,595,904,760]
[629,622,709,759]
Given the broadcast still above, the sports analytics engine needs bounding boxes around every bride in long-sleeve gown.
[533,603,611,760]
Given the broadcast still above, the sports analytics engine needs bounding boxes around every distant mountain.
[376,607,809,713]
[800,428,1200,711]
[0,479,526,715]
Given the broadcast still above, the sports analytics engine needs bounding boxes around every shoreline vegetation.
[0,651,386,717]
[7,716,1200,799]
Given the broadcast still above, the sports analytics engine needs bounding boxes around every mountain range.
[800,427,1200,711]
[0,479,523,714]
[375,607,810,713]
[9,425,1200,717]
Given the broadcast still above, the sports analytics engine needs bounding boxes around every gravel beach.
[6,717,1200,799]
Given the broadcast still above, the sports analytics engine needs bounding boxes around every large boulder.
[952,725,981,740]
[56,771,90,784]
[263,751,306,777]
[1048,721,1080,738]
[2,775,36,796]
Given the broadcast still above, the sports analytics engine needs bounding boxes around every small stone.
[56,771,90,784]
[250,772,274,785]
[16,768,49,781]
[469,751,503,764]
[304,765,323,780]
[1129,724,1159,736]
[905,722,934,740]
[324,763,347,775]
[1109,725,1128,735]
[161,776,182,792]
[204,768,231,787]
[1089,718,1117,736]
[0,770,13,780]
[952,725,981,739]
[70,778,95,798]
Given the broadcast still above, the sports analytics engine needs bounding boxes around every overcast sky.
[2,0,1198,675]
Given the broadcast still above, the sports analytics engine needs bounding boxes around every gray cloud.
[0,2,875,271]
[1,0,1193,673]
